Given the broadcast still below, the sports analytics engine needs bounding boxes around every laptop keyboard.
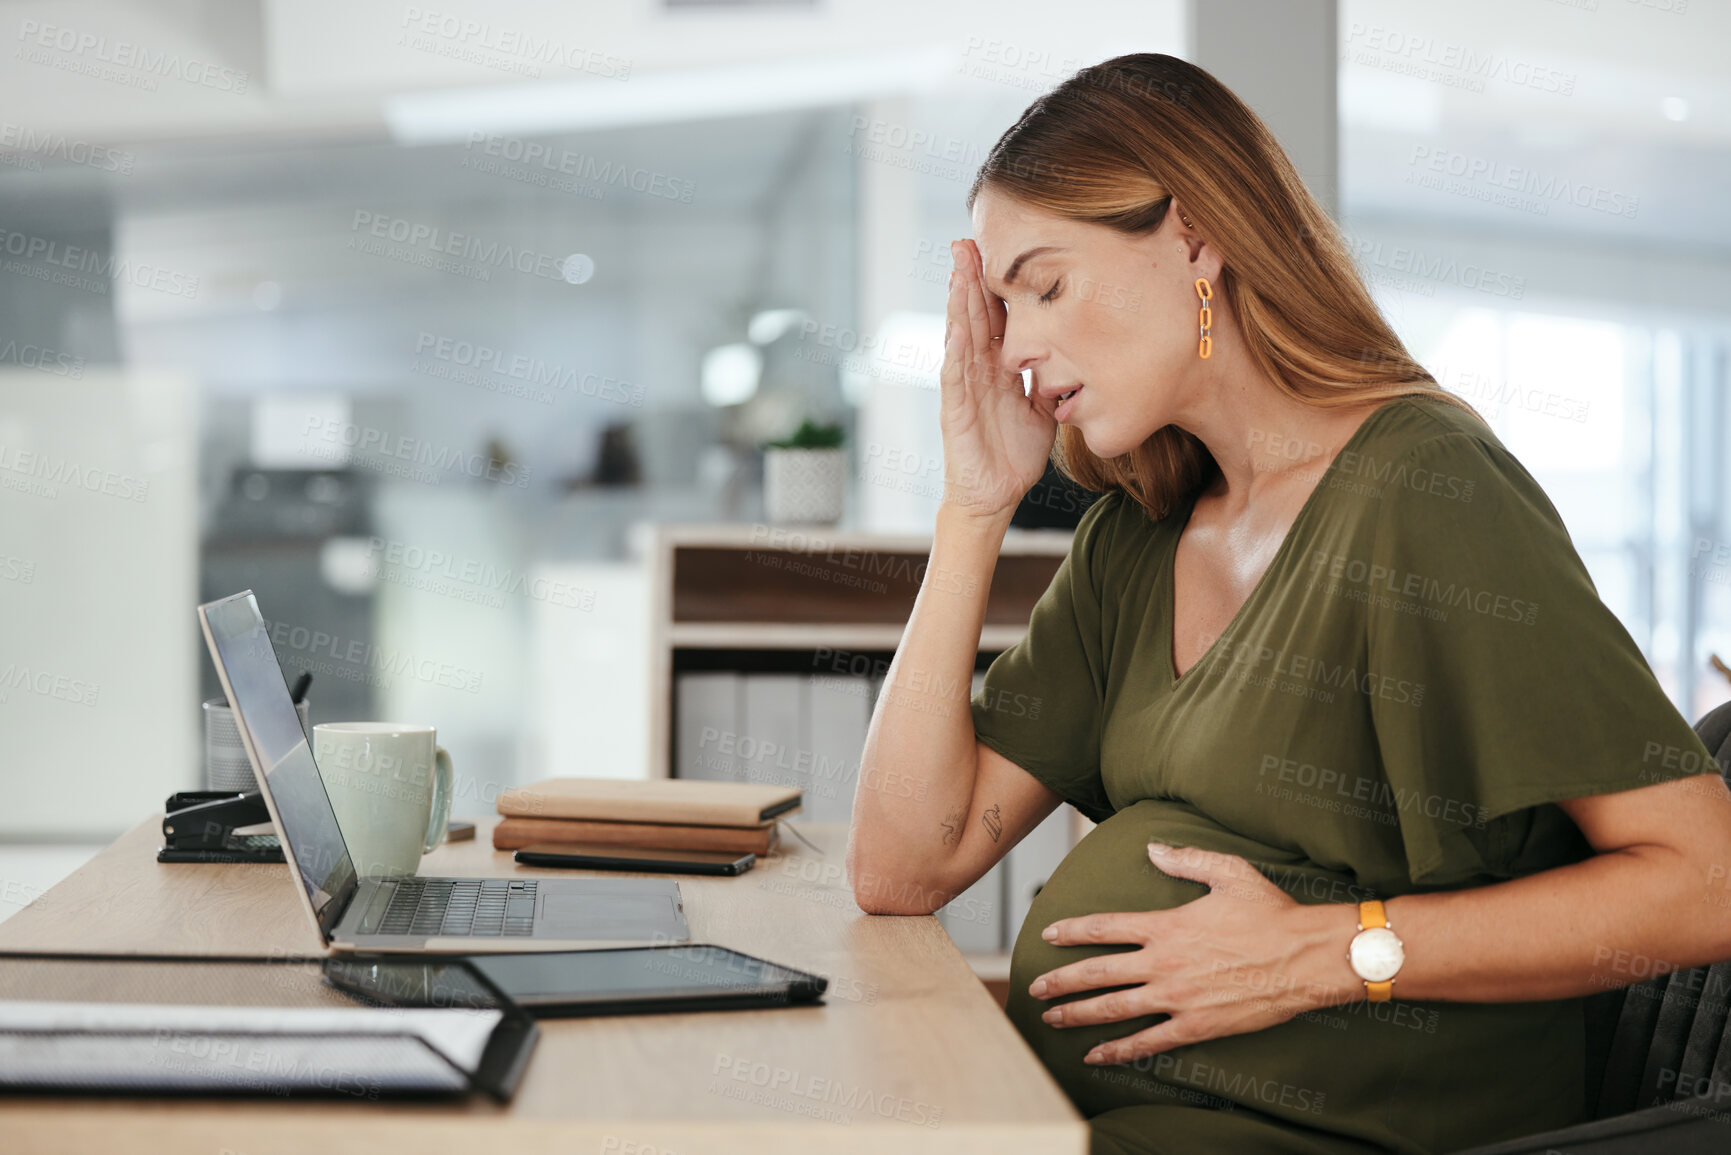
[374,877,538,937]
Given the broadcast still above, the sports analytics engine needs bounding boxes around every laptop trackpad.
[539,891,682,938]
[544,893,670,922]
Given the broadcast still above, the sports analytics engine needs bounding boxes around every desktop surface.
[0,816,1084,1154]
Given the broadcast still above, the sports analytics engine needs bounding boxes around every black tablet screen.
[471,944,824,1007]
[326,945,826,1016]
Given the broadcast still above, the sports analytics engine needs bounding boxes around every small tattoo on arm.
[940,809,964,846]
[982,803,1003,842]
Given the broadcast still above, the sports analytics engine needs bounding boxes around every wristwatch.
[1348,899,1405,1002]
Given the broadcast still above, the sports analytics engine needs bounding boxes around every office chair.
[1452,698,1731,1154]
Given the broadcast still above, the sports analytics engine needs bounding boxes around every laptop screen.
[199,591,357,932]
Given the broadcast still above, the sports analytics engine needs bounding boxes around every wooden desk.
[0,816,1085,1154]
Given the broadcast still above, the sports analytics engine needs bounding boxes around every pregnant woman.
[845,53,1731,1155]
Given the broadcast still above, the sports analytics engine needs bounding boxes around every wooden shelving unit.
[639,522,1093,982]
[642,521,1076,780]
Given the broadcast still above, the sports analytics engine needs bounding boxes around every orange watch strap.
[1366,979,1394,1002]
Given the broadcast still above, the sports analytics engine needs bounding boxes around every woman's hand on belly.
[1028,842,1361,1066]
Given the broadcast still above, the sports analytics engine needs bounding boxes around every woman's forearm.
[845,503,1013,906]
[1283,836,1731,1008]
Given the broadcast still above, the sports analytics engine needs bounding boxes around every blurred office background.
[2,0,1727,904]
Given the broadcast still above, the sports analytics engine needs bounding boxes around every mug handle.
[422,746,454,853]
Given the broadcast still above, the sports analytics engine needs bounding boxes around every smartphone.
[513,842,755,876]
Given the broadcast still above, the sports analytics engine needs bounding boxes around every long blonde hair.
[967,53,1485,520]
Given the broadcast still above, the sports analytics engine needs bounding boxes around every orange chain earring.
[1194,277,1213,359]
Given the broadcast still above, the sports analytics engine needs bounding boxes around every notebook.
[496,779,802,828]
[492,817,779,855]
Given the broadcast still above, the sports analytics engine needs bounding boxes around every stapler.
[157,790,287,863]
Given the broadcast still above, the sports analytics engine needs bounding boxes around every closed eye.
[1038,278,1062,305]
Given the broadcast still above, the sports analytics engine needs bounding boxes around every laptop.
[197,590,690,953]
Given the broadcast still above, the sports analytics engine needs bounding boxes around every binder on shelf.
[740,674,803,794]
[676,671,741,782]
[1005,807,1072,946]
[805,675,868,823]
[939,860,1007,955]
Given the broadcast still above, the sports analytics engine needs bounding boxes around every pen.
[289,671,312,704]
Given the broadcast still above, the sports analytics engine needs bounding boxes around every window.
[1396,302,1730,719]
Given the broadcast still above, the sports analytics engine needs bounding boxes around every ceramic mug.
[312,722,453,878]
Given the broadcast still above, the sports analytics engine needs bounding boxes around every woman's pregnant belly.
[1005,799,1586,1150]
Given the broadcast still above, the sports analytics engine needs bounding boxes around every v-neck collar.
[1164,398,1406,688]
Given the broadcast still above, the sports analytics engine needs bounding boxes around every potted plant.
[763,419,847,524]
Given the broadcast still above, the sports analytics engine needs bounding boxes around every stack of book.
[492,778,803,856]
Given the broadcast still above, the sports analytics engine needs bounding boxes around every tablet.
[325,944,828,1018]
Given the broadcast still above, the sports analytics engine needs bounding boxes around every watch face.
[1350,926,1404,983]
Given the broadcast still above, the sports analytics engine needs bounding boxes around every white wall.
[0,369,197,838]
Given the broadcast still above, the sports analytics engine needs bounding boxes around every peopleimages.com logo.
[14,19,251,94]
[0,227,200,299]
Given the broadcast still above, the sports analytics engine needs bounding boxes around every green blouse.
[970,393,1717,1154]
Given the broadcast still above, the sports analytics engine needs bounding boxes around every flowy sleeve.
[1362,430,1720,888]
[970,492,1124,823]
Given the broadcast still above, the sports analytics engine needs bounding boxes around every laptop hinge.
[321,878,368,941]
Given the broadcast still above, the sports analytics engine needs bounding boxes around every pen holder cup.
[204,696,310,793]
